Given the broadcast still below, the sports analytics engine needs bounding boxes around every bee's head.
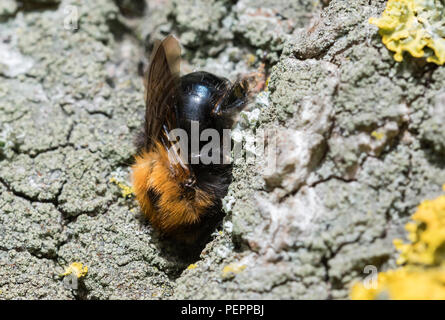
[177,71,231,126]
[178,71,248,122]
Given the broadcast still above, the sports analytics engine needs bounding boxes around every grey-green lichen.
[0,0,18,19]
[1,0,445,300]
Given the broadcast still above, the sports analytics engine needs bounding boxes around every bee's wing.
[144,35,180,146]
[144,35,192,175]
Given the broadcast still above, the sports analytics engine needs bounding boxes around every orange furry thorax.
[131,142,214,234]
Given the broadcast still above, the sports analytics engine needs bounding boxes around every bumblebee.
[131,35,248,242]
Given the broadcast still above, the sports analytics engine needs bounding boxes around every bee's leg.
[212,79,248,117]
[216,98,246,116]
[211,97,247,131]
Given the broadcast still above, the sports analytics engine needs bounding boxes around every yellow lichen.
[371,131,385,140]
[187,264,197,270]
[369,0,445,65]
[60,262,88,279]
[222,263,246,278]
[110,177,134,198]
[394,194,445,266]
[351,187,445,299]
[264,76,270,91]
[351,266,445,300]
[246,54,256,66]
